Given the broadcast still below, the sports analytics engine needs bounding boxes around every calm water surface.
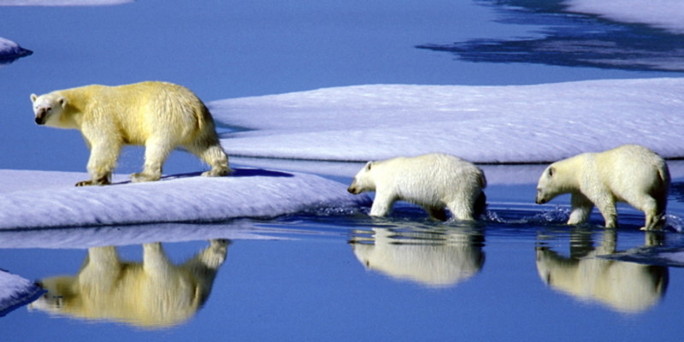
[2,1,684,341]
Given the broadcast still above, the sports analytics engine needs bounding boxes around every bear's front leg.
[567,193,594,225]
[77,141,119,186]
[369,192,395,217]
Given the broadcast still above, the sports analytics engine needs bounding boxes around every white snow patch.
[0,169,368,230]
[211,78,684,164]
[565,0,684,34]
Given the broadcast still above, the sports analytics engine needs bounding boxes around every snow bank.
[0,169,368,230]
[0,0,132,6]
[0,37,32,62]
[211,78,684,163]
[0,270,43,317]
[566,0,684,34]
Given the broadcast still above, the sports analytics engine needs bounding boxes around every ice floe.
[0,169,368,230]
[566,0,684,34]
[211,78,684,163]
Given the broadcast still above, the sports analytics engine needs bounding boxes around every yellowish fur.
[29,240,229,329]
[31,81,231,186]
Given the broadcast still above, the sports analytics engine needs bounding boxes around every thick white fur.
[30,81,230,186]
[347,153,487,220]
[29,240,228,328]
[535,144,670,230]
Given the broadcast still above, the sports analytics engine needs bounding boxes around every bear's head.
[29,276,77,315]
[348,161,376,194]
[30,92,67,127]
[535,165,560,204]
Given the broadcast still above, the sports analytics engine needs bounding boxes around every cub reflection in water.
[29,239,229,328]
[536,230,667,313]
[350,226,485,288]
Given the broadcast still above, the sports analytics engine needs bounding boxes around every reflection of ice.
[0,37,32,65]
[536,230,668,313]
[29,240,228,329]
[350,226,485,288]
[0,270,44,317]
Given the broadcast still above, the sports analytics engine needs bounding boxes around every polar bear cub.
[31,81,230,186]
[535,144,670,230]
[348,153,487,220]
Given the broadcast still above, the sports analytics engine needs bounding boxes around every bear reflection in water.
[350,226,485,288]
[536,230,668,313]
[29,239,229,329]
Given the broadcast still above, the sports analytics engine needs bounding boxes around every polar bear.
[30,81,231,186]
[347,153,487,220]
[29,240,229,328]
[535,144,670,230]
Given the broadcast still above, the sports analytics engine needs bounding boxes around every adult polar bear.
[31,81,230,186]
[348,153,487,221]
[535,144,670,230]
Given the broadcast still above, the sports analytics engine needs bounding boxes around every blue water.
[2,1,684,341]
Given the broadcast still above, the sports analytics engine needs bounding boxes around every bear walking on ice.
[31,81,231,186]
[535,144,670,230]
[347,153,487,221]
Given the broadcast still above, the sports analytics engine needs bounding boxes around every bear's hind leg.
[132,137,173,182]
[595,199,618,228]
[185,140,231,177]
[638,195,664,231]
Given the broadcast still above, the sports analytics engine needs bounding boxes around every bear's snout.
[347,186,358,194]
[34,108,48,125]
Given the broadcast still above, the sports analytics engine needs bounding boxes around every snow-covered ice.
[0,169,368,230]
[211,78,684,163]
[565,0,684,34]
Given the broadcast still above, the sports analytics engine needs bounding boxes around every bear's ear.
[30,94,38,103]
[547,166,555,177]
[58,96,67,108]
[365,161,373,171]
